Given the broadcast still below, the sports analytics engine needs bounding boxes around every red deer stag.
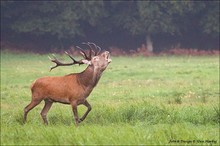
[24,42,112,126]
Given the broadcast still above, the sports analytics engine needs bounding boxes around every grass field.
[1,51,219,145]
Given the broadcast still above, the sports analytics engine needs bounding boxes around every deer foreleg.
[71,103,79,126]
[79,100,92,123]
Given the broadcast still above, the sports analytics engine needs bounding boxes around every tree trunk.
[146,34,153,52]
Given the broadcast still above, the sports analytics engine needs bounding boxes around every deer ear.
[82,59,91,65]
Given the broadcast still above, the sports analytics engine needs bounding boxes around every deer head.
[49,42,111,72]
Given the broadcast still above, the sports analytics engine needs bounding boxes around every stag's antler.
[48,42,102,71]
[48,51,84,71]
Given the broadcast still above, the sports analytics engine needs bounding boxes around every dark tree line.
[1,1,219,52]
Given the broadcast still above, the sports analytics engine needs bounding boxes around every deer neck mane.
[77,65,102,89]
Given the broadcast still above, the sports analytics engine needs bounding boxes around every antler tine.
[76,46,90,60]
[87,42,97,50]
[48,55,59,71]
[88,42,102,56]
[96,46,102,55]
[82,42,95,59]
[48,54,63,71]
[65,51,85,65]
[88,42,101,56]
[64,51,77,63]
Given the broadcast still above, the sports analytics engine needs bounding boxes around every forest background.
[1,1,219,54]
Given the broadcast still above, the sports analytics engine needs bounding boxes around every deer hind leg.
[40,99,53,125]
[79,100,92,123]
[24,99,42,123]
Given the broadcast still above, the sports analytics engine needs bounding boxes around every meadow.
[1,51,219,145]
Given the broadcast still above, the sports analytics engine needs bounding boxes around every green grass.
[1,51,219,145]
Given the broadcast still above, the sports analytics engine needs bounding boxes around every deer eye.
[93,56,99,61]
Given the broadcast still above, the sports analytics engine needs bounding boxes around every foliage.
[1,52,219,145]
[1,1,105,39]
[114,1,191,36]
[200,1,220,36]
[1,1,219,50]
